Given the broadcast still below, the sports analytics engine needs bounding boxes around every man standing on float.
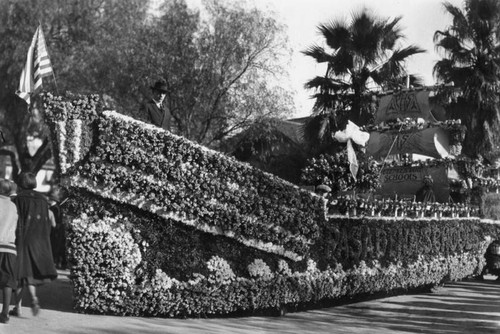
[142,79,175,132]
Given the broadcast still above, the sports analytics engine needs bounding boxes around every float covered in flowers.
[42,93,500,317]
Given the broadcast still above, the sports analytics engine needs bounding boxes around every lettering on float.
[323,221,480,266]
[381,166,421,183]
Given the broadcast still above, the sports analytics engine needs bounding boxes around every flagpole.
[51,71,60,95]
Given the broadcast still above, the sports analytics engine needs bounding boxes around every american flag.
[16,25,54,105]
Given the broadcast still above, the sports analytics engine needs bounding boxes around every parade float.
[42,91,500,318]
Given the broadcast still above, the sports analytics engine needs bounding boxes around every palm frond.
[433,30,446,44]
[435,33,468,56]
[380,16,404,50]
[467,0,500,23]
[304,76,349,92]
[317,21,350,50]
[302,45,334,63]
[329,47,353,76]
[390,45,426,62]
[442,2,470,40]
[373,45,425,80]
[433,58,473,86]
[351,10,383,61]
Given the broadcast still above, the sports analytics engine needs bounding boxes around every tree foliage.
[0,0,293,176]
[302,8,425,153]
[433,0,500,162]
[304,8,425,121]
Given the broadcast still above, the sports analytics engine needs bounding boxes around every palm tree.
[433,0,500,162]
[302,8,425,152]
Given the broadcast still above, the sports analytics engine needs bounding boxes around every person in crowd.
[479,239,500,281]
[9,172,57,317]
[0,179,18,324]
[316,184,338,214]
[48,185,67,269]
[416,175,436,203]
[141,79,174,132]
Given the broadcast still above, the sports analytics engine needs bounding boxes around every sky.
[187,0,465,117]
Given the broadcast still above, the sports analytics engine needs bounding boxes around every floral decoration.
[43,93,500,318]
[66,208,493,318]
[42,94,326,260]
[361,118,465,134]
[207,256,236,285]
[247,259,273,280]
[301,152,381,193]
[330,196,480,218]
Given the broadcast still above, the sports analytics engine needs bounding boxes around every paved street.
[1,271,499,334]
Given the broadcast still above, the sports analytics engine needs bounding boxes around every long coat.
[13,190,57,282]
[142,99,173,131]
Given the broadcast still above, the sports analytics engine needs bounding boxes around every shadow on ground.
[4,272,500,334]
[15,269,74,314]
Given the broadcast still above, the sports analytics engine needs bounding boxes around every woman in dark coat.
[9,172,57,317]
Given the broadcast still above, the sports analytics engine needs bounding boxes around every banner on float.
[375,91,436,124]
[366,127,449,159]
[378,165,449,202]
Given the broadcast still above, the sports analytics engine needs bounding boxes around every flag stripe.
[16,25,54,105]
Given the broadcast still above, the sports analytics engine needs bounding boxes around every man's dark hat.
[150,80,169,93]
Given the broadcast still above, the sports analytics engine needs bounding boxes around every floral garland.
[450,176,500,192]
[475,177,500,190]
[361,118,464,133]
[330,196,481,218]
[95,111,323,237]
[376,156,476,169]
[65,175,306,261]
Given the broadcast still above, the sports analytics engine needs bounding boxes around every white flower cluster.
[247,259,273,280]
[207,256,235,285]
[69,213,142,313]
[277,259,292,276]
[306,259,318,273]
[151,269,178,291]
[56,120,71,173]
[73,119,83,162]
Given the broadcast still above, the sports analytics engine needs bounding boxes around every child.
[0,179,18,324]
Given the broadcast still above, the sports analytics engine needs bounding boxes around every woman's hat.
[150,80,169,93]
